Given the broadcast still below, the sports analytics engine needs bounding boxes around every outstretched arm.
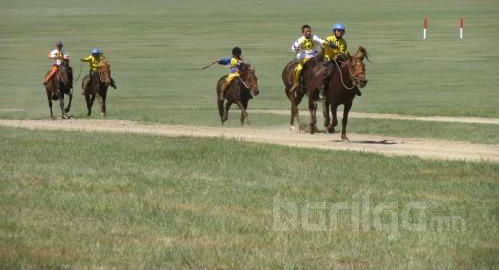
[217,57,231,66]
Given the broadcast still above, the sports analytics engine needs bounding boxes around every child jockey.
[80,47,117,94]
[290,24,337,99]
[323,23,361,96]
[216,46,244,101]
[43,41,70,85]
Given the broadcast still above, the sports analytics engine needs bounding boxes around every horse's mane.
[98,59,110,68]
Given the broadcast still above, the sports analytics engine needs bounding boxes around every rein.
[238,77,256,97]
[74,62,84,82]
[333,58,357,90]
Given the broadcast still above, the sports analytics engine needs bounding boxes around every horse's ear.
[356,46,370,62]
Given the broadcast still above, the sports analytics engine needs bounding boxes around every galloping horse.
[324,46,369,140]
[216,63,259,126]
[44,60,73,119]
[82,59,112,117]
[282,53,324,133]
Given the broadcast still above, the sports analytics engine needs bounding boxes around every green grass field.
[1,0,498,268]
[1,127,498,269]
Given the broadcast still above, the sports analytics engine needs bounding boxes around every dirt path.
[1,119,498,163]
[248,110,499,125]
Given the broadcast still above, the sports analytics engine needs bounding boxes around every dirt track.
[248,110,499,125]
[1,119,498,163]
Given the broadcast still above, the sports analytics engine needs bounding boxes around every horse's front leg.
[64,90,73,113]
[341,102,352,141]
[308,96,318,134]
[222,102,232,123]
[85,93,95,116]
[96,90,107,117]
[58,92,67,119]
[323,99,330,128]
[328,104,338,134]
[240,100,250,126]
[46,91,54,119]
[237,100,250,126]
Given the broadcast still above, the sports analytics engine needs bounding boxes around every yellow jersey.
[324,35,347,62]
[81,55,104,71]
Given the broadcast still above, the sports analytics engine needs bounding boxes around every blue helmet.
[91,47,102,54]
[332,23,346,32]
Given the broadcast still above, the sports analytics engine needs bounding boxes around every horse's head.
[347,46,369,88]
[98,59,111,86]
[240,63,259,97]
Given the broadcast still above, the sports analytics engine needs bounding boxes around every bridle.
[333,57,364,90]
[238,76,258,97]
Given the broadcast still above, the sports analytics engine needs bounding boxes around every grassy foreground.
[0,126,497,268]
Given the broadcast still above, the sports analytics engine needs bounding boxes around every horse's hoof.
[341,135,350,141]
[309,124,316,134]
[64,108,70,113]
[327,126,335,134]
[289,126,295,132]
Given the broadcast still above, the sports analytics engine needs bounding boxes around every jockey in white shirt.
[44,41,70,85]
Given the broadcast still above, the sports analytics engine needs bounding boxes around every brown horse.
[282,53,325,133]
[82,59,112,117]
[216,63,259,126]
[324,46,369,140]
[44,61,73,119]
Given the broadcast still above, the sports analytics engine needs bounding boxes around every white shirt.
[291,34,326,60]
[48,48,69,66]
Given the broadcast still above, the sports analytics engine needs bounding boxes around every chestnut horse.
[82,59,112,117]
[216,63,259,126]
[282,53,325,133]
[44,60,73,119]
[324,46,369,140]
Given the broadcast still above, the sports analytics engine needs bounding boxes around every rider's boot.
[43,66,58,85]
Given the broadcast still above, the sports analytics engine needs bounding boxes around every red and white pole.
[459,18,464,39]
[423,18,428,40]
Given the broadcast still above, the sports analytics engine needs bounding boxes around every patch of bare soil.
[1,119,498,163]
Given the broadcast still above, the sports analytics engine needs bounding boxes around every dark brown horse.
[282,53,325,133]
[44,61,73,119]
[324,46,369,140]
[216,63,259,126]
[82,59,112,117]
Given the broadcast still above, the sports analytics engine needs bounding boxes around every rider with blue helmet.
[321,23,361,96]
[80,47,117,93]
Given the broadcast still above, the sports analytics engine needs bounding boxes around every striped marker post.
[423,18,428,40]
[459,18,464,39]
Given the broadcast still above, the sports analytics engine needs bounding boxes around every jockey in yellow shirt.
[322,23,361,96]
[216,46,244,101]
[290,24,337,98]
[80,47,116,94]
[43,41,70,85]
